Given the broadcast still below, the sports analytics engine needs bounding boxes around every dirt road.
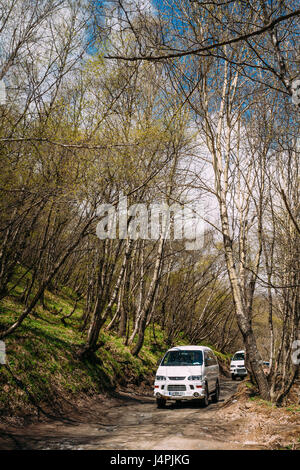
[0,380,264,450]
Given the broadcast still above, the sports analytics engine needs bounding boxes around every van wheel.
[200,383,209,408]
[232,374,236,381]
[156,398,166,408]
[211,380,220,403]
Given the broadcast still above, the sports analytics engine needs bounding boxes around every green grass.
[249,396,275,407]
[285,405,300,413]
[248,396,300,413]
[0,297,163,419]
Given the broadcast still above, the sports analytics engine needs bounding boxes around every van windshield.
[232,353,244,361]
[161,350,203,366]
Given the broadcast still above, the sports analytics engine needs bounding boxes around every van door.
[204,351,212,390]
[205,350,218,391]
[209,351,219,386]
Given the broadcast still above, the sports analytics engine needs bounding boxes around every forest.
[0,0,299,418]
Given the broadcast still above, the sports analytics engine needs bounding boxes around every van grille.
[168,377,186,381]
[167,385,186,392]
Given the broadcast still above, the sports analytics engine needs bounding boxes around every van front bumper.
[154,387,205,400]
[231,368,247,377]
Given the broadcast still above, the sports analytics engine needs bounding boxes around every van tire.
[211,380,220,403]
[232,374,236,381]
[156,398,166,408]
[200,383,209,408]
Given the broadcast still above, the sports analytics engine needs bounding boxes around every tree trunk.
[131,237,164,356]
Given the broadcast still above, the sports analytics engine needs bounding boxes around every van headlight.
[155,376,166,381]
[188,375,202,381]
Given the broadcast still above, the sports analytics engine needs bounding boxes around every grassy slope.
[0,268,230,421]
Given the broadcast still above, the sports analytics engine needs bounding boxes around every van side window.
[204,352,210,367]
[206,350,217,366]
[210,352,217,365]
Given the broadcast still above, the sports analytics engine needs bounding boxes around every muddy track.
[0,379,263,450]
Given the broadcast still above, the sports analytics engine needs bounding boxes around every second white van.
[230,350,247,380]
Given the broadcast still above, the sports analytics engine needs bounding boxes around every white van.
[230,350,247,380]
[154,346,220,408]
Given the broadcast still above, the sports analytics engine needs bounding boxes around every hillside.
[0,275,229,423]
